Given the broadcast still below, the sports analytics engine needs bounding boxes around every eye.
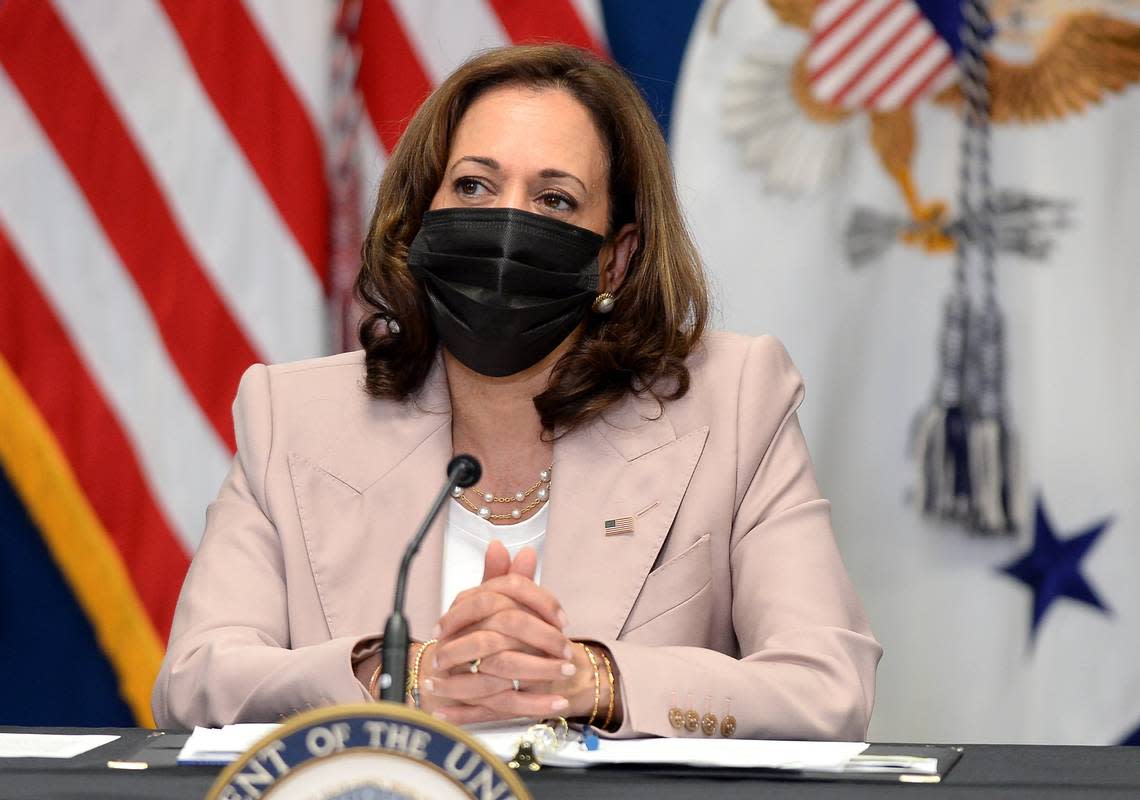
[539,191,577,212]
[454,177,488,197]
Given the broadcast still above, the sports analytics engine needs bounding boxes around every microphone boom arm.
[379,455,480,702]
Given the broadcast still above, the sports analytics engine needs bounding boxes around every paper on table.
[177,724,282,765]
[473,727,868,771]
[177,721,870,773]
[844,754,940,774]
[0,733,120,759]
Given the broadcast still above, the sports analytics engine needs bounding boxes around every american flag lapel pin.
[603,516,635,536]
[604,502,657,536]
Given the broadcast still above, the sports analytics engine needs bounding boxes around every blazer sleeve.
[599,336,882,740]
[152,364,373,729]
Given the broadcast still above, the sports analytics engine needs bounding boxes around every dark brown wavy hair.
[355,44,709,434]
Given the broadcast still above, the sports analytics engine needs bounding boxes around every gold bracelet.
[408,639,437,708]
[368,662,383,700]
[578,642,600,727]
[599,648,616,730]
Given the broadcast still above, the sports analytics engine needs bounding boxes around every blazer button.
[720,714,737,737]
[684,709,700,732]
[700,713,717,736]
[667,707,685,729]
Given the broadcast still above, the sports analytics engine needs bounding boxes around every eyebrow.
[539,168,587,194]
[449,156,588,193]
[452,155,499,171]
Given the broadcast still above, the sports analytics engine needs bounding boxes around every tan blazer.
[153,332,881,739]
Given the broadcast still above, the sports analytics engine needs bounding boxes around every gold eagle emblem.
[722,0,1140,251]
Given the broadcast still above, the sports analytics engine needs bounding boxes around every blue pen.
[582,725,599,751]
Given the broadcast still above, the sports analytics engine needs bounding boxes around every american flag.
[806,0,960,110]
[604,516,636,535]
[0,0,604,726]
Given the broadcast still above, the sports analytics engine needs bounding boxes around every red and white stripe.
[807,0,957,111]
[0,0,605,644]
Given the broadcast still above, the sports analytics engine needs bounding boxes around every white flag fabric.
[672,0,1140,744]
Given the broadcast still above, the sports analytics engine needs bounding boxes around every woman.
[153,44,881,740]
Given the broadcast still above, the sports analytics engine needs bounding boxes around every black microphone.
[378,454,481,702]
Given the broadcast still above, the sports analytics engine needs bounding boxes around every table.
[1,727,1138,799]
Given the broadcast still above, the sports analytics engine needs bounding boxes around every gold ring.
[469,658,481,674]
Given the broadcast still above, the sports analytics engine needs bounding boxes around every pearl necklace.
[452,466,552,521]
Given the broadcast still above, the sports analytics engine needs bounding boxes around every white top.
[441,501,549,612]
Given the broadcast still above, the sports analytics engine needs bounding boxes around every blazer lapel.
[288,360,452,642]
[542,395,709,640]
[289,361,708,644]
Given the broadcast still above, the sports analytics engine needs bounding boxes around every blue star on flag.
[1000,496,1112,641]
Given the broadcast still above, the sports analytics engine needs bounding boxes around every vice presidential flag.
[672,0,1140,743]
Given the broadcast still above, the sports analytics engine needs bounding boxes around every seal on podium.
[206,702,531,800]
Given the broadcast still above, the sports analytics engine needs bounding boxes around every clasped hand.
[418,541,590,724]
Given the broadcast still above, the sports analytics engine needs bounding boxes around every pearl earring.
[592,292,615,314]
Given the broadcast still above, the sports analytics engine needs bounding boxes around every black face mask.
[407,207,604,377]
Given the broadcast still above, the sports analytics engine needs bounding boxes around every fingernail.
[431,625,441,639]
[551,697,569,711]
[422,678,434,693]
[563,644,573,660]
[433,711,448,721]
[561,662,577,677]
[432,657,439,670]
[557,609,569,628]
